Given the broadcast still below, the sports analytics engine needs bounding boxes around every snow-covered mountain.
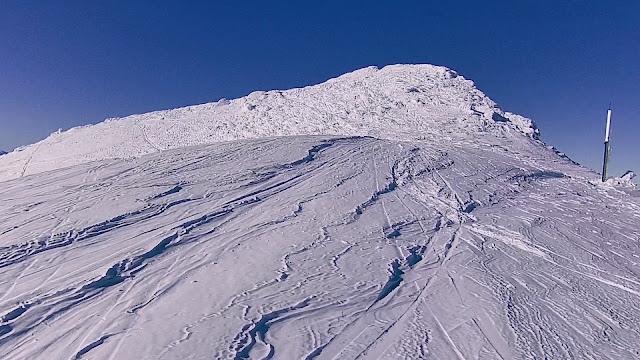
[0,65,537,182]
[1,65,639,359]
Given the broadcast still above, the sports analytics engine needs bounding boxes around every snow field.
[1,135,638,359]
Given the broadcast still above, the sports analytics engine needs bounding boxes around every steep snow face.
[0,64,538,182]
[0,136,639,359]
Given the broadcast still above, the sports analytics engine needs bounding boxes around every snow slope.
[1,135,639,359]
[1,64,639,359]
[0,64,537,182]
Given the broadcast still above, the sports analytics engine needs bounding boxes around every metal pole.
[602,106,612,182]
[602,141,610,182]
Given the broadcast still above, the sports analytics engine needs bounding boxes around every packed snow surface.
[1,65,639,359]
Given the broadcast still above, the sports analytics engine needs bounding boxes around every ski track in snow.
[0,134,638,360]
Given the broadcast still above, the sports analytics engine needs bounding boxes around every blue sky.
[1,1,638,178]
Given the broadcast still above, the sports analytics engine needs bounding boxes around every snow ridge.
[0,64,538,182]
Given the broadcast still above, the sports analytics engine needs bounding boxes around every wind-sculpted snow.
[0,64,539,182]
[1,135,639,359]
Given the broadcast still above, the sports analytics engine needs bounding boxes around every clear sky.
[1,1,638,178]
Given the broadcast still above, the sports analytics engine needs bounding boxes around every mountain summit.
[1,65,638,360]
[0,64,537,182]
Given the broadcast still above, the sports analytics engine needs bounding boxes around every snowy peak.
[0,64,539,182]
[1,66,639,359]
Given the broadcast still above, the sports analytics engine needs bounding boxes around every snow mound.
[0,64,539,182]
[606,170,637,187]
[622,170,636,182]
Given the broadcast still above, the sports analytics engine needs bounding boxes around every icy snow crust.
[0,64,537,182]
[1,65,639,359]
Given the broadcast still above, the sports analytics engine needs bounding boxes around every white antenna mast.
[602,103,612,182]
